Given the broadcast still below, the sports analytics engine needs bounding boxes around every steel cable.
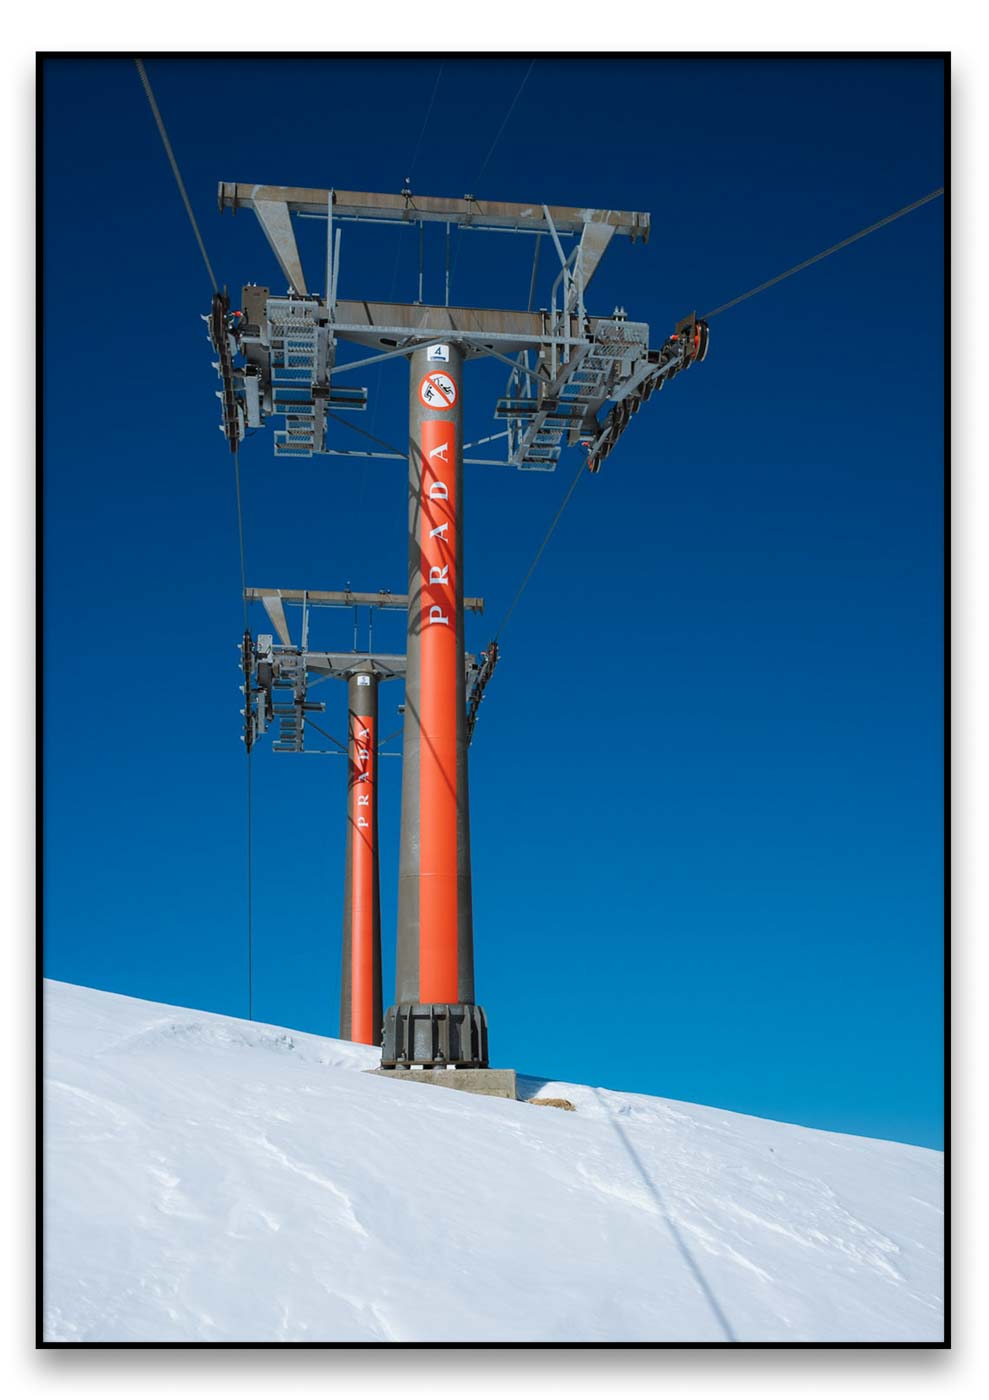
[326,412,408,460]
[366,61,446,444]
[134,59,219,294]
[232,445,249,627]
[493,185,945,646]
[473,59,536,187]
[407,63,445,184]
[303,716,348,753]
[448,58,537,302]
[493,456,587,641]
[245,750,254,1020]
[135,56,257,1019]
[701,187,944,320]
[233,443,254,1020]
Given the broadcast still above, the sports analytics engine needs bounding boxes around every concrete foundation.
[368,1066,517,1100]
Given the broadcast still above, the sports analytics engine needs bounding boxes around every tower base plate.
[368,1066,516,1100]
[381,1001,489,1069]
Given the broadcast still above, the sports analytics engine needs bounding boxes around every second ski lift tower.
[208,181,709,1072]
[240,585,485,1049]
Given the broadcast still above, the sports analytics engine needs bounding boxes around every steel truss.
[205,184,708,473]
[241,586,486,754]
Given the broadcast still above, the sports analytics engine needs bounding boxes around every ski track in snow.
[43,980,944,1344]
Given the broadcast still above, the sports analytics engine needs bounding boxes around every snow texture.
[43,979,944,1344]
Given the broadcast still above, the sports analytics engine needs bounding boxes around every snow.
[42,979,943,1344]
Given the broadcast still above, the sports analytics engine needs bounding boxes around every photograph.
[39,51,946,1348]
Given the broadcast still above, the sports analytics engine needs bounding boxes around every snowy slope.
[42,980,944,1344]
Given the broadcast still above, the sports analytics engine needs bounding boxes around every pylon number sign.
[419,370,458,410]
[419,417,460,1002]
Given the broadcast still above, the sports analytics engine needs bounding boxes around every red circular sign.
[419,370,458,410]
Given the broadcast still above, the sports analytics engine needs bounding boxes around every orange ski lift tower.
[239,586,485,1048]
[210,183,709,1068]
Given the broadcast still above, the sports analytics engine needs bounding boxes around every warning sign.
[419,370,458,411]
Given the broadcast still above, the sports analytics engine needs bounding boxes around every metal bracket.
[253,198,308,295]
[205,184,709,471]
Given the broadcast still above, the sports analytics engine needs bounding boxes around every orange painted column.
[384,342,487,1068]
[339,669,381,1045]
[418,415,461,1003]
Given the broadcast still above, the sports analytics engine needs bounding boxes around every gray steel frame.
[206,180,707,474]
[241,585,484,756]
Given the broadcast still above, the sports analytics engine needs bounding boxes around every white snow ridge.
[42,979,944,1344]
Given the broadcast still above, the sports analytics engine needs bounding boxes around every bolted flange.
[380,1002,489,1069]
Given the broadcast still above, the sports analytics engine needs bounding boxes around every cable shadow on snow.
[591,1088,737,1343]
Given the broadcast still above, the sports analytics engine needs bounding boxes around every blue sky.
[42,55,944,1148]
